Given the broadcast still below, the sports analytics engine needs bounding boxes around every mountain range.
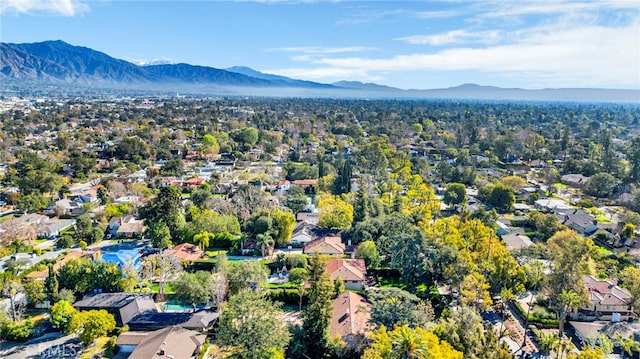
[1,40,638,102]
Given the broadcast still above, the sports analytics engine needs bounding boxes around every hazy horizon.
[1,0,639,91]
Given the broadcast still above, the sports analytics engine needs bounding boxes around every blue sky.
[1,0,639,89]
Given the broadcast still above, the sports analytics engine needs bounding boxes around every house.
[561,173,590,187]
[501,232,533,251]
[570,321,640,344]
[325,259,367,291]
[293,179,317,194]
[183,177,206,190]
[74,293,157,326]
[555,209,598,236]
[290,222,320,246]
[330,291,372,346]
[164,243,203,262]
[289,222,340,247]
[36,219,76,239]
[47,198,85,216]
[108,215,145,238]
[570,275,635,322]
[304,236,345,256]
[116,216,145,238]
[534,198,573,212]
[116,326,206,359]
[296,212,319,225]
[127,310,218,331]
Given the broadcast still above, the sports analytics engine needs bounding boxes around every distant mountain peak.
[1,40,637,101]
[135,58,174,66]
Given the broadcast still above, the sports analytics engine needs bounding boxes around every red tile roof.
[330,291,372,339]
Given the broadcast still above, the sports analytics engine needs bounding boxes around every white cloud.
[397,30,502,46]
[278,21,640,89]
[478,0,639,19]
[266,66,379,82]
[0,0,89,16]
[271,46,375,54]
[413,10,460,19]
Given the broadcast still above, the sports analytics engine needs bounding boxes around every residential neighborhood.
[0,96,638,359]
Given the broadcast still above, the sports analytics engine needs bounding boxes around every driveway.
[0,333,83,359]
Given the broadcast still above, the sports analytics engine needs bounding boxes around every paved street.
[0,333,83,359]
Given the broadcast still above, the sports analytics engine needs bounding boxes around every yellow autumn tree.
[361,325,463,359]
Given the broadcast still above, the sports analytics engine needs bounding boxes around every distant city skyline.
[1,0,639,90]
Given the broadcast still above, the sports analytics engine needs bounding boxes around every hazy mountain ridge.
[1,40,638,102]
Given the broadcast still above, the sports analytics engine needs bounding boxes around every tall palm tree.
[390,326,428,359]
[498,288,516,339]
[256,233,274,258]
[558,290,581,338]
[617,334,639,359]
[537,332,558,359]
[553,336,573,359]
[193,231,211,251]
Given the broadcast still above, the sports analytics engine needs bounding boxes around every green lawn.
[597,246,613,255]
[595,216,610,223]
[133,282,175,294]
[267,282,297,289]
[204,249,228,257]
[80,336,113,359]
[377,276,407,290]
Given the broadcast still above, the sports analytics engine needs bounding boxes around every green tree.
[479,183,514,212]
[50,300,76,333]
[58,258,124,296]
[500,175,526,192]
[584,172,618,198]
[22,278,46,305]
[622,223,636,239]
[288,267,309,311]
[619,266,640,315]
[443,183,467,210]
[546,230,594,337]
[55,234,75,249]
[202,134,220,155]
[302,255,334,355]
[97,186,110,205]
[368,287,434,329]
[75,214,93,241]
[627,135,640,184]
[172,271,213,306]
[617,333,639,359]
[193,231,212,251]
[226,260,269,295]
[17,193,49,213]
[218,289,291,358]
[69,309,116,345]
[45,263,59,302]
[147,221,173,249]
[239,127,259,147]
[139,185,185,240]
[355,240,381,268]
[332,159,352,195]
[317,194,354,230]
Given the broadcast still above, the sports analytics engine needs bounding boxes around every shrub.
[269,288,305,306]
[1,319,34,342]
